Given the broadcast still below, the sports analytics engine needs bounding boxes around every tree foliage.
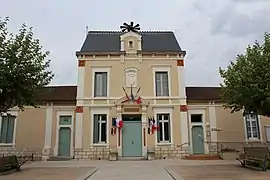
[219,33,270,117]
[0,17,54,114]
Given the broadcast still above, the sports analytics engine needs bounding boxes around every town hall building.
[0,23,269,161]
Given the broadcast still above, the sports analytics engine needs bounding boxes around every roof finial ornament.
[85,25,88,37]
[120,21,140,33]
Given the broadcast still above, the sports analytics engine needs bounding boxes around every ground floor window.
[157,113,171,142]
[245,114,260,140]
[93,114,107,144]
[0,115,15,144]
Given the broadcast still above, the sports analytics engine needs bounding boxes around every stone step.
[47,156,73,161]
[118,156,147,161]
[183,154,222,160]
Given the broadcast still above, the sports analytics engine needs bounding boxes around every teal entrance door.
[58,127,71,156]
[192,126,205,154]
[122,116,142,157]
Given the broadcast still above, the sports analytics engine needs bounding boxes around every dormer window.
[128,41,133,48]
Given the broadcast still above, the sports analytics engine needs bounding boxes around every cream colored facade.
[1,101,269,160]
[74,31,190,159]
[0,31,270,161]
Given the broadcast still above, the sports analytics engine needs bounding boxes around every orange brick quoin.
[177,60,184,66]
[180,105,188,112]
[78,60,86,67]
[75,106,83,113]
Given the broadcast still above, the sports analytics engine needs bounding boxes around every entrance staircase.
[183,154,222,160]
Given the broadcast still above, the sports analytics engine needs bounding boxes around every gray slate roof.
[79,31,183,53]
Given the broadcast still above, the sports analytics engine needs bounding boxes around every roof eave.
[76,50,186,57]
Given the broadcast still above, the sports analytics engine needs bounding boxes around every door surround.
[188,109,209,154]
[115,104,148,157]
[54,111,74,157]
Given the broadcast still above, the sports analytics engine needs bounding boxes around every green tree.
[219,33,270,117]
[0,17,54,114]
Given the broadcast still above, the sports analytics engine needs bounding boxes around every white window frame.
[152,66,171,97]
[188,109,208,154]
[154,107,173,145]
[244,114,261,141]
[265,125,270,142]
[0,111,18,146]
[157,113,171,142]
[91,67,110,98]
[90,108,109,147]
[93,114,107,144]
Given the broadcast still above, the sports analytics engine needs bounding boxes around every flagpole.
[134,86,141,97]
[130,84,134,101]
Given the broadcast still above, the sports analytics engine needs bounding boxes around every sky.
[1,0,270,86]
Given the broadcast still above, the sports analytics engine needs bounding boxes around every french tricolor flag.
[116,118,123,129]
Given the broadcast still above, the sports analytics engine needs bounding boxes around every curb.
[0,169,17,176]
[165,168,184,180]
[77,166,99,180]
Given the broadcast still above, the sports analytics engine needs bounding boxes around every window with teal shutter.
[93,114,107,143]
[0,115,15,144]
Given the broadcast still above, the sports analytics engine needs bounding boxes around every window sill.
[246,138,261,142]
[92,143,108,147]
[92,97,109,99]
[154,96,170,99]
[156,142,172,146]
[0,143,15,147]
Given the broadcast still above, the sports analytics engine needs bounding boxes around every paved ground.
[0,167,94,180]
[0,159,269,180]
[167,164,270,180]
[89,160,173,180]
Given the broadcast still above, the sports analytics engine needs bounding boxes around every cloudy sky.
[1,0,270,86]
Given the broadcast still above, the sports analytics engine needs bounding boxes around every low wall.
[74,146,190,160]
[154,146,190,159]
[74,147,110,160]
[0,147,42,161]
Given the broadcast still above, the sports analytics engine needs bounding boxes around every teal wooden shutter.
[93,115,99,143]
[94,73,99,97]
[155,73,161,96]
[7,116,15,143]
[0,116,8,143]
[102,73,107,97]
[162,73,169,96]
[168,114,171,142]
[0,116,14,143]
[255,114,260,139]
[156,115,160,143]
